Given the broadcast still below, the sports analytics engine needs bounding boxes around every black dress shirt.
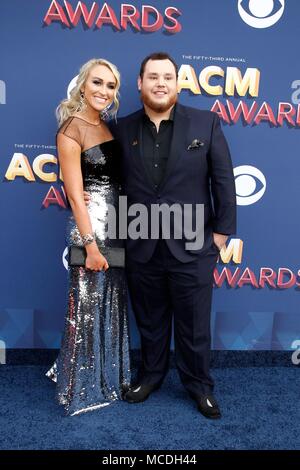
[141,106,175,188]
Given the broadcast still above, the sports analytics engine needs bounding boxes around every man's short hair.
[139,52,178,79]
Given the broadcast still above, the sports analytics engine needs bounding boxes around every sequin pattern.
[46,140,131,416]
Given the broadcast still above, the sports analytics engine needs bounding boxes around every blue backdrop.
[1,0,299,351]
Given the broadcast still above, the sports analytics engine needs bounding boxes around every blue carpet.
[0,366,299,450]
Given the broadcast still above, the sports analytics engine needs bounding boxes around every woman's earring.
[79,91,85,109]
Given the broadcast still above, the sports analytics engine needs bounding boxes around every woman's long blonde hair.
[56,58,121,126]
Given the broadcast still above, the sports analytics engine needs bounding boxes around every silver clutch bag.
[68,245,125,268]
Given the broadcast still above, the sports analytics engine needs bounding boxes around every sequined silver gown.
[46,117,131,416]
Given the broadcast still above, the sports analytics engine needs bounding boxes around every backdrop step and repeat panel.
[1,0,299,351]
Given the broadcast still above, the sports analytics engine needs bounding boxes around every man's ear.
[137,76,142,91]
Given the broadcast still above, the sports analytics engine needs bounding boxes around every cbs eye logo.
[234,165,266,206]
[238,0,285,28]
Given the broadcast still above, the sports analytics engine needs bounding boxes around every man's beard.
[141,90,177,113]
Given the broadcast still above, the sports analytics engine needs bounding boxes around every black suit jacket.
[110,103,236,263]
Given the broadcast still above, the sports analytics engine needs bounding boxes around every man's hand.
[213,233,228,251]
[83,191,91,206]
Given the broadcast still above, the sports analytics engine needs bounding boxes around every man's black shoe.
[124,383,160,403]
[190,393,222,419]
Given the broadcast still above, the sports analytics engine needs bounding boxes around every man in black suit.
[110,52,236,419]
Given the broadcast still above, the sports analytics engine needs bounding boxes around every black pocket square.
[187,139,204,150]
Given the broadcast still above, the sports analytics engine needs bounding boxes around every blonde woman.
[47,59,131,416]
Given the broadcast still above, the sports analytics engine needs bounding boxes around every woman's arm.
[57,133,109,271]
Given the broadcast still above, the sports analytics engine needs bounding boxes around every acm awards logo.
[177,64,300,128]
[44,0,182,33]
[238,0,285,28]
[213,165,300,290]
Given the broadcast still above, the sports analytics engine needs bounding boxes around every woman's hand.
[85,243,109,271]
